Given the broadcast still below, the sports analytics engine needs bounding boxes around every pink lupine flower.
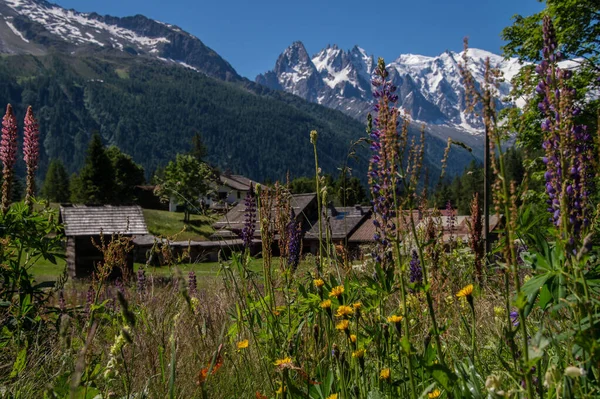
[23,106,40,208]
[1,104,18,213]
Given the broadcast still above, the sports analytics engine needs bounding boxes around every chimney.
[327,201,338,217]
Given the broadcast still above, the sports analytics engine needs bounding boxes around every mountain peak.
[0,0,240,80]
[257,43,522,135]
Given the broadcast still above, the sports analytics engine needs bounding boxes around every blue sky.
[52,0,543,79]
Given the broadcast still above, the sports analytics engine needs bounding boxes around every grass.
[28,256,67,282]
[142,208,217,241]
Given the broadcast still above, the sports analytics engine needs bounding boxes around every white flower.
[564,366,587,378]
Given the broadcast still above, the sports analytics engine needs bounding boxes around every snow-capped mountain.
[257,42,524,135]
[0,0,240,80]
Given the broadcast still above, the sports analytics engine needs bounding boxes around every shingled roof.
[306,205,371,241]
[59,205,149,236]
[213,193,317,231]
[219,175,258,191]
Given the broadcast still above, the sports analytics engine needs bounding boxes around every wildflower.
[276,384,286,394]
[240,184,256,249]
[331,344,340,359]
[287,209,302,273]
[237,339,249,349]
[256,392,268,399]
[428,389,441,398]
[137,269,146,295]
[456,284,473,299]
[564,366,587,378]
[350,334,357,344]
[387,315,403,324]
[510,311,519,327]
[368,58,401,269]
[352,302,362,310]
[537,16,594,240]
[380,368,391,380]
[314,278,325,288]
[352,348,365,358]
[326,394,338,399]
[274,357,293,367]
[188,270,197,296]
[310,130,318,145]
[23,106,39,208]
[58,290,66,313]
[336,319,350,331]
[329,285,344,298]
[446,201,457,247]
[335,305,354,318]
[0,104,17,213]
[320,299,332,309]
[408,250,423,287]
[85,286,94,315]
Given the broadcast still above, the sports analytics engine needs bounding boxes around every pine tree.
[189,132,208,163]
[106,146,145,204]
[70,134,115,204]
[42,159,70,203]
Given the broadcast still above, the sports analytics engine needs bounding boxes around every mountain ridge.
[256,41,524,135]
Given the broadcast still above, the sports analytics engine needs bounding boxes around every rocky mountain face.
[0,0,240,80]
[257,42,524,135]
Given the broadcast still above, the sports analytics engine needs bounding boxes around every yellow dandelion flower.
[352,302,362,310]
[387,315,403,323]
[320,299,332,309]
[335,305,354,317]
[380,368,391,380]
[352,348,366,358]
[335,319,350,331]
[314,278,325,288]
[428,388,441,398]
[276,384,287,394]
[237,339,249,349]
[350,334,357,343]
[456,284,474,298]
[274,357,292,367]
[326,394,338,399]
[329,285,344,298]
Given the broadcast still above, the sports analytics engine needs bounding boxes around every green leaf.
[10,346,27,378]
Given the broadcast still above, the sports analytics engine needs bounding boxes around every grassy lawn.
[142,208,217,241]
[28,256,67,282]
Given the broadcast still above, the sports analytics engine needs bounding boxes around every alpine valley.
[0,0,520,184]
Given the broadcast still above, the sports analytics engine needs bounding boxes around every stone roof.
[59,205,148,237]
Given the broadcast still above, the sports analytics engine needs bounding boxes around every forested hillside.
[0,52,473,185]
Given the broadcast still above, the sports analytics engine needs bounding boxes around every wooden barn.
[59,205,149,279]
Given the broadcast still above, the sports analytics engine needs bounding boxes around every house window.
[237,191,241,199]
[218,192,227,200]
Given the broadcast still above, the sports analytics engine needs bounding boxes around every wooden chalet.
[59,205,149,278]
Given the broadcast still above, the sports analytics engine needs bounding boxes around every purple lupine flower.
[408,250,423,286]
[58,290,66,313]
[188,270,197,296]
[23,106,40,208]
[537,16,595,242]
[85,286,95,315]
[446,201,456,245]
[0,104,17,214]
[137,269,146,295]
[510,311,519,327]
[239,183,256,249]
[368,59,401,268]
[286,209,302,273]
